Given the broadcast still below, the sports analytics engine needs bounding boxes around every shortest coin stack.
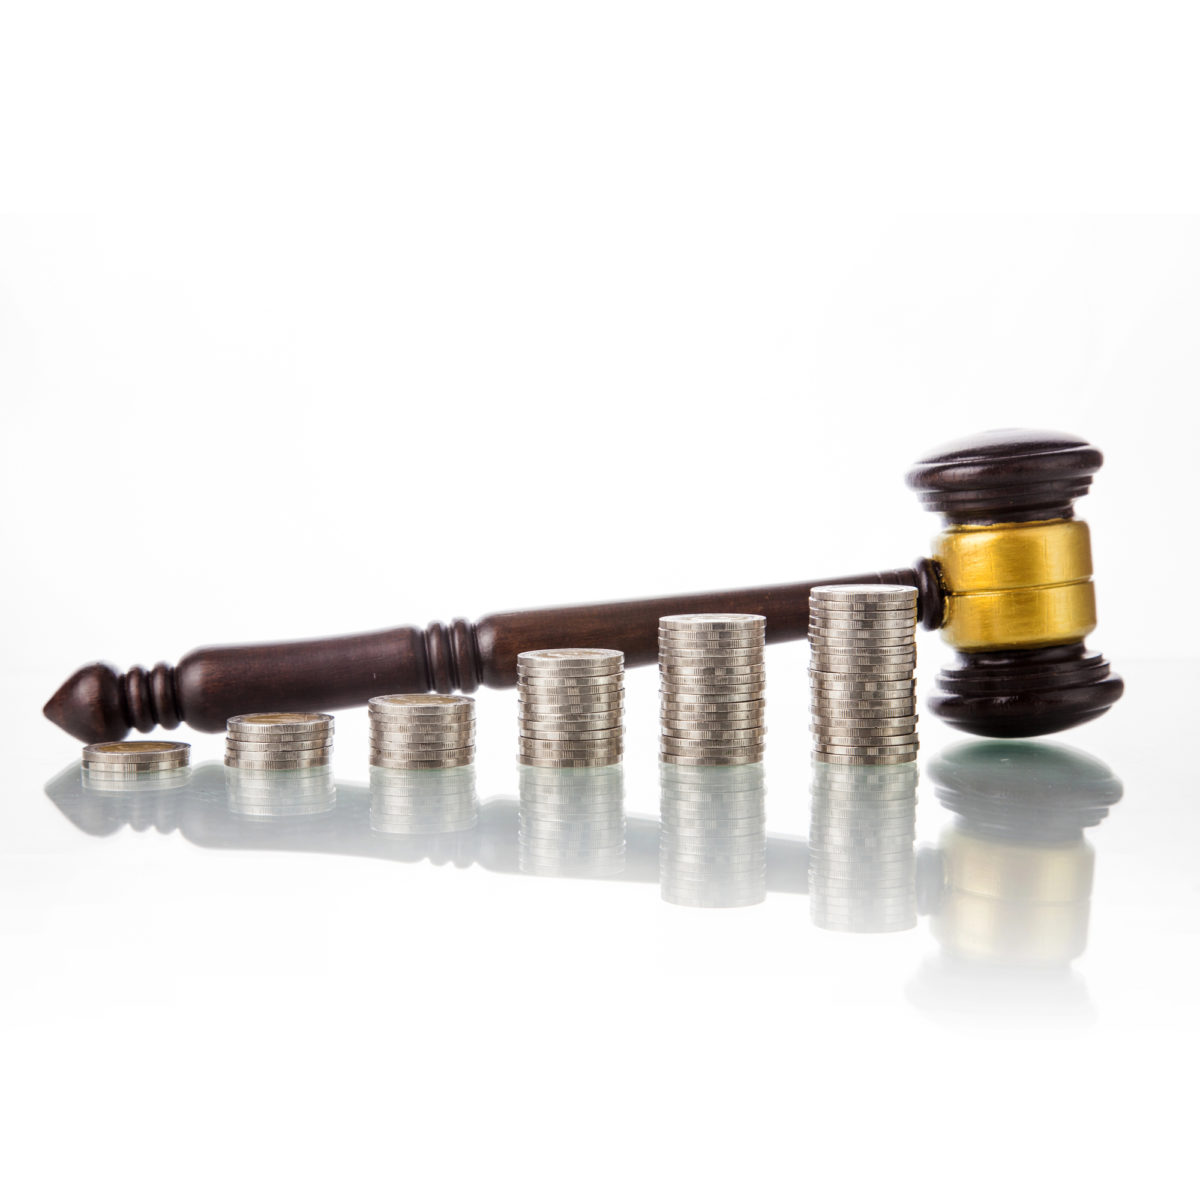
[517,649,624,767]
[225,713,335,770]
[369,695,476,769]
[82,740,191,777]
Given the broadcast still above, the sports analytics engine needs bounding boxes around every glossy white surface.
[2,658,1196,1195]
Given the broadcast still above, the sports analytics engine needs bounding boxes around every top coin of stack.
[225,713,335,770]
[517,649,624,767]
[82,740,191,775]
[369,695,476,769]
[659,614,766,766]
[808,584,918,766]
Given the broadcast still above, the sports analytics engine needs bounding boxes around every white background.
[2,3,1198,1198]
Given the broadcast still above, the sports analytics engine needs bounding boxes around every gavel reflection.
[45,429,1122,744]
[45,740,1120,942]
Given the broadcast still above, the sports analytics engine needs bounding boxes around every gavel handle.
[44,561,942,740]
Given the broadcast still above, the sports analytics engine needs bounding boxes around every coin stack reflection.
[808,761,918,933]
[226,765,336,819]
[81,740,191,790]
[517,649,624,767]
[518,764,626,877]
[371,765,479,835]
[659,614,766,766]
[808,585,918,765]
[225,713,334,770]
[659,763,767,907]
[368,695,475,769]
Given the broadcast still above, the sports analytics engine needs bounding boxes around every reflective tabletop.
[3,657,1196,1194]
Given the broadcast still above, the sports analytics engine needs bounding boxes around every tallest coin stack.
[808,584,919,765]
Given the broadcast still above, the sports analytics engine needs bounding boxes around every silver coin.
[518,678,625,694]
[810,584,917,600]
[519,741,623,757]
[660,701,766,717]
[517,726,624,743]
[225,744,333,763]
[226,738,334,755]
[661,682,767,697]
[520,715,624,732]
[660,716,765,732]
[813,731,921,747]
[807,626,916,641]
[810,680,915,695]
[811,645,917,660]
[370,753,476,769]
[368,720,476,735]
[517,754,622,768]
[660,636,765,650]
[227,712,334,734]
[661,739,766,757]
[809,667,914,683]
[519,704,622,719]
[367,729,475,748]
[517,663,624,680]
[813,750,917,765]
[82,760,191,776]
[226,758,333,772]
[368,694,474,713]
[658,651,765,667]
[81,740,191,765]
[658,661,766,677]
[659,614,766,631]
[81,759,189,776]
[812,736,920,751]
[810,700,915,714]
[809,636,916,653]
[809,713,917,728]
[368,728,475,743]
[807,613,916,629]
[660,724,766,741]
[517,647,623,666]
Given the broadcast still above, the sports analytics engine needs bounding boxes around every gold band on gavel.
[932,519,1097,651]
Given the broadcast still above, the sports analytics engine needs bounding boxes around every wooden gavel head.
[43,427,1123,744]
[907,428,1123,737]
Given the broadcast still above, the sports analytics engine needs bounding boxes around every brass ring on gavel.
[932,519,1097,651]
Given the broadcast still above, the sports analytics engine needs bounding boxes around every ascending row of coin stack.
[517,649,625,767]
[659,613,766,766]
[225,713,335,769]
[808,584,918,766]
[368,695,476,769]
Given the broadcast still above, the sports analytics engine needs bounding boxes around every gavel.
[44,428,1123,744]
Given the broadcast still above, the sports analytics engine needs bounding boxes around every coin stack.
[371,764,479,835]
[518,764,626,877]
[225,713,335,770]
[81,740,191,785]
[368,695,475,769]
[808,584,918,765]
[659,763,767,907]
[517,649,624,767]
[809,761,919,933]
[659,614,766,766]
[226,765,336,819]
